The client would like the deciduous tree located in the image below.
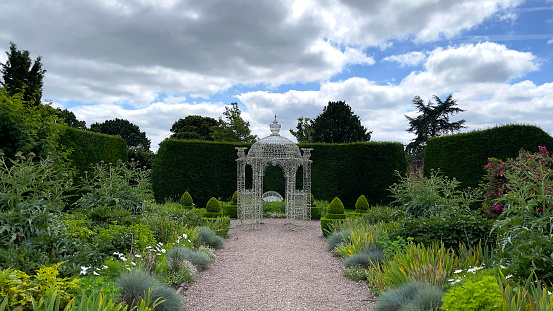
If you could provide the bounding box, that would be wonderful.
[90,118,151,150]
[170,115,217,140]
[212,103,257,143]
[290,117,314,143]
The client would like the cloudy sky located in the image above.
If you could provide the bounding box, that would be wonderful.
[1,0,552,151]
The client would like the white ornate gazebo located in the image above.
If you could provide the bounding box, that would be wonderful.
[236,116,313,229]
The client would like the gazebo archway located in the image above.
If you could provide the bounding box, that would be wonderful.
[236,116,312,229]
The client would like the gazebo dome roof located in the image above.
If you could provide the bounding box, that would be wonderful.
[248,116,301,159]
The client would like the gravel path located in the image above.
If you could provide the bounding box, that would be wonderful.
[182,218,376,310]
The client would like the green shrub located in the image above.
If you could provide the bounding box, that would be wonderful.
[343,247,384,269]
[224,191,238,218]
[179,191,194,209]
[60,127,127,176]
[355,195,369,212]
[360,205,406,225]
[375,281,443,311]
[166,246,211,270]
[424,124,553,190]
[116,271,157,308]
[94,223,156,254]
[196,226,224,249]
[75,159,152,216]
[327,197,345,214]
[320,217,345,237]
[441,275,502,311]
[390,214,495,251]
[150,283,183,311]
[327,230,351,252]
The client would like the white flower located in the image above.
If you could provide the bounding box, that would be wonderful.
[102,265,108,269]
[467,266,484,273]
[157,253,162,256]
[188,239,191,243]
[80,266,90,275]
[131,261,136,266]
[120,256,127,262]
[93,271,100,276]
[126,267,131,271]
[113,252,120,256]
[134,254,141,258]
[506,274,513,279]
[183,234,188,239]
[161,249,166,253]
[454,269,463,274]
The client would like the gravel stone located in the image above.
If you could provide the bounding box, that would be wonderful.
[182,218,376,310]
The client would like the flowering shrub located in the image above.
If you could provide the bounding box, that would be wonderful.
[487,146,553,281]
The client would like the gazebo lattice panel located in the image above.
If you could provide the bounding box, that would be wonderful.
[236,116,312,230]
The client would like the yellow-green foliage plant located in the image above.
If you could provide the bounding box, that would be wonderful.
[333,219,385,258]
[179,191,194,209]
[441,275,502,311]
[0,262,80,309]
[367,242,483,292]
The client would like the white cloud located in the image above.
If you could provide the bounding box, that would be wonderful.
[383,51,427,67]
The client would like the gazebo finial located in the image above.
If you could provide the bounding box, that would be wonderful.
[270,114,281,135]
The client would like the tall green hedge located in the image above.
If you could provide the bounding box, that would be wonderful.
[59,127,128,174]
[424,124,553,189]
[152,139,406,209]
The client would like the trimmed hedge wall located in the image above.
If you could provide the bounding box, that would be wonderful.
[59,127,128,174]
[152,140,407,209]
[424,124,553,189]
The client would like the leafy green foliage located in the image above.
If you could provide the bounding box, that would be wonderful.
[289,116,314,143]
[327,197,345,215]
[0,262,80,308]
[211,102,257,143]
[424,124,553,190]
[1,42,45,107]
[355,195,369,212]
[180,191,194,208]
[59,127,128,176]
[205,197,221,213]
[311,101,372,143]
[90,118,151,150]
[405,94,466,157]
[0,89,65,159]
[76,159,152,215]
[0,153,72,245]
[94,223,156,254]
[441,275,502,311]
[170,115,217,140]
[389,170,479,218]
[203,216,231,238]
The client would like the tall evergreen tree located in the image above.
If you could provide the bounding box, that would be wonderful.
[0,42,45,107]
[405,94,466,157]
[311,101,371,143]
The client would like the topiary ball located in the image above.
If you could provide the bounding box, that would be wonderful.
[206,197,221,213]
[180,191,193,208]
[355,195,369,212]
[327,197,345,215]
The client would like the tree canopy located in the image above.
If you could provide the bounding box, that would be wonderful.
[90,118,151,150]
[405,94,466,157]
[0,42,45,107]
[309,101,371,143]
[289,117,314,143]
[170,115,217,140]
[212,103,257,143]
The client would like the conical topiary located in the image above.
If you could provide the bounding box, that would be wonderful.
[355,195,369,212]
[327,197,345,215]
[231,191,238,204]
[180,191,194,209]
[204,197,222,218]
[321,197,346,237]
[310,193,320,219]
